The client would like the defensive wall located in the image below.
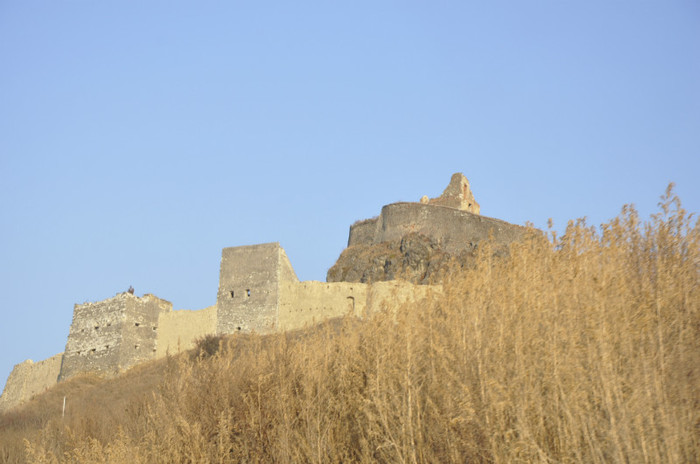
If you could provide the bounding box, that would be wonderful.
[0,243,440,413]
[348,202,524,253]
[0,354,63,413]
[0,173,518,413]
[216,243,297,334]
[59,293,172,381]
[156,305,217,358]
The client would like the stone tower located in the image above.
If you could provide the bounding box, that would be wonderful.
[216,242,298,334]
[59,293,171,381]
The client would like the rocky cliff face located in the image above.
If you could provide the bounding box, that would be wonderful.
[327,232,478,284]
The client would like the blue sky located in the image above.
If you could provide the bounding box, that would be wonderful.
[1,1,698,392]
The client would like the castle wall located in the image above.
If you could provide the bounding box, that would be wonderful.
[278,281,367,331]
[217,243,286,334]
[119,294,171,369]
[348,217,379,247]
[0,354,63,413]
[367,280,439,316]
[156,305,217,357]
[59,293,171,381]
[3,174,516,410]
[60,296,127,380]
[349,202,524,254]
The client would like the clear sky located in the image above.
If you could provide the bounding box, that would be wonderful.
[1,1,698,392]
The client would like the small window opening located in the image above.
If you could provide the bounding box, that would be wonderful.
[134,344,139,349]
[152,326,157,331]
[237,326,241,331]
[135,322,140,327]
[246,289,251,297]
[107,322,112,327]
[105,345,110,349]
[91,348,96,353]
[77,351,81,355]
[230,290,235,298]
[94,326,99,330]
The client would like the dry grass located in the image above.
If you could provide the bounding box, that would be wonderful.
[2,185,698,463]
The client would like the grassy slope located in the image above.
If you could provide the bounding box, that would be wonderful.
[2,186,698,463]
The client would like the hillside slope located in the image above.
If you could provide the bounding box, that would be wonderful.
[2,187,698,464]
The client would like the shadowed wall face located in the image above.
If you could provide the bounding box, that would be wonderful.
[217,243,283,334]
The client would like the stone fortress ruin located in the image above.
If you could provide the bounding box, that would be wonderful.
[0,173,525,413]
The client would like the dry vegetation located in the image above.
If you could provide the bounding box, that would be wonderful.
[1,185,698,463]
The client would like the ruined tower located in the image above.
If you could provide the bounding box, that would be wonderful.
[427,172,480,214]
[59,293,171,380]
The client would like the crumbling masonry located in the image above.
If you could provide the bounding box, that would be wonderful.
[0,173,524,413]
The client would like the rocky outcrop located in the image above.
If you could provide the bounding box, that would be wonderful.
[327,233,477,284]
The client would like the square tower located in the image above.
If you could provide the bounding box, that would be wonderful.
[59,293,171,381]
[216,242,298,334]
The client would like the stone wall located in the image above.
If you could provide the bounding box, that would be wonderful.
[279,281,367,331]
[216,243,290,334]
[347,217,379,247]
[0,354,63,413]
[278,279,439,331]
[59,293,171,381]
[367,281,438,317]
[119,294,170,369]
[427,172,480,214]
[156,305,217,357]
[1,173,526,413]
[348,202,524,254]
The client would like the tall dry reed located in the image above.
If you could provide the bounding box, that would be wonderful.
[11,185,700,463]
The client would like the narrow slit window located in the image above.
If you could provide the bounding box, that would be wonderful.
[246,289,251,297]
[230,290,235,298]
